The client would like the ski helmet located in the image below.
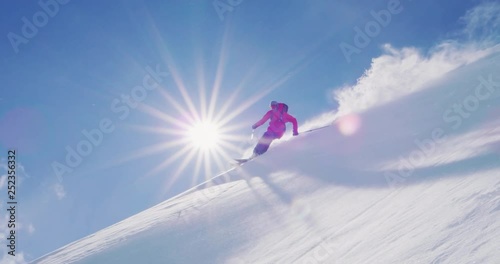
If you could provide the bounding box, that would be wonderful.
[270,101,278,109]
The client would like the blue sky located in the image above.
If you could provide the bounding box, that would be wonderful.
[0,0,497,261]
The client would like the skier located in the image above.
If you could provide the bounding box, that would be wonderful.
[251,101,299,156]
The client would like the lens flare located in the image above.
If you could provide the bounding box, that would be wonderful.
[337,114,362,136]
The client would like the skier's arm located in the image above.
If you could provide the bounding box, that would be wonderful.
[252,111,271,129]
[285,114,299,135]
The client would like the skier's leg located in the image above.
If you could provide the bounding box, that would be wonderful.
[253,132,275,156]
[253,133,268,155]
[254,141,271,155]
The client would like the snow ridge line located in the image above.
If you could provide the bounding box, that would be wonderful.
[162,123,335,204]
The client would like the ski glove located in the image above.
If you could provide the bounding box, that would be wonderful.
[293,131,299,136]
[252,124,258,129]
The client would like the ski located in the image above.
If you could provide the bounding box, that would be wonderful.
[233,157,254,165]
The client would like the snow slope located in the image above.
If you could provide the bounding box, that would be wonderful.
[33,55,500,263]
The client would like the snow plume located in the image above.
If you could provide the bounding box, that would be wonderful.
[332,2,500,117]
[299,110,338,133]
[334,43,495,115]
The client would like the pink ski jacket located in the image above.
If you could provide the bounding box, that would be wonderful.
[253,108,298,138]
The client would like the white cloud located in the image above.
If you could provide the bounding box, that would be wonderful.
[0,162,7,187]
[28,224,35,235]
[0,159,30,188]
[0,174,6,189]
[460,2,500,43]
[53,183,66,200]
[17,164,29,181]
[0,214,28,264]
[0,252,27,264]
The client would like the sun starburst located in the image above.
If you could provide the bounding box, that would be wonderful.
[103,14,308,197]
[119,79,272,197]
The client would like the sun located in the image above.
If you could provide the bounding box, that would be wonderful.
[188,121,220,150]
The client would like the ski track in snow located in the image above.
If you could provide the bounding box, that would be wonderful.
[32,54,500,264]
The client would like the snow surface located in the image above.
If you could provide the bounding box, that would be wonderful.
[33,55,500,263]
